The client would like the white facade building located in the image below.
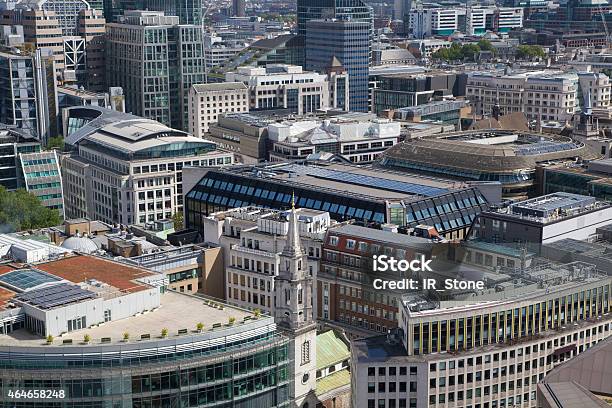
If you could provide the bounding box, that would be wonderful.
[187,82,249,136]
[409,6,523,38]
[61,107,233,225]
[466,70,579,122]
[267,114,401,163]
[225,64,333,115]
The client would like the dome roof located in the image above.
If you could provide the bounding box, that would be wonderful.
[61,235,99,254]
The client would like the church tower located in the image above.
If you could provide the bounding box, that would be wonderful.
[274,195,317,407]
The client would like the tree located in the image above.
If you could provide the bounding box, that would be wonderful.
[171,211,184,230]
[516,45,546,60]
[0,186,60,232]
[477,39,495,52]
[46,136,65,151]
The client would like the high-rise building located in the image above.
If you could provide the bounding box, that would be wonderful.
[232,0,245,17]
[296,0,372,37]
[106,11,205,130]
[1,4,106,90]
[305,18,371,112]
[0,48,57,143]
[100,0,202,24]
[78,8,106,91]
[140,0,203,24]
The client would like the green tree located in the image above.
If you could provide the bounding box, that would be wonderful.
[171,211,184,230]
[516,45,546,60]
[0,186,60,231]
[46,136,65,150]
[477,39,495,52]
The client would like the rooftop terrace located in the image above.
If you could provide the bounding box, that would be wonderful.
[0,291,258,347]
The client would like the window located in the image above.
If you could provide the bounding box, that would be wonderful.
[301,340,311,365]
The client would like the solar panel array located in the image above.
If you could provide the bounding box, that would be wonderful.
[0,269,62,291]
[515,141,577,156]
[15,283,97,310]
[284,164,449,197]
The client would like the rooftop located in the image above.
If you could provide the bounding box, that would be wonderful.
[192,82,247,93]
[381,130,596,174]
[316,369,351,397]
[488,193,611,224]
[33,255,155,293]
[316,330,350,370]
[0,291,256,347]
[328,224,431,246]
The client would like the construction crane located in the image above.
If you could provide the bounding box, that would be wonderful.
[598,2,611,49]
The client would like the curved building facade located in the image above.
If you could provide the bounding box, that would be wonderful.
[0,318,291,408]
[379,130,600,200]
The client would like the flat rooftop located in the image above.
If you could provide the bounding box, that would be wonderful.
[25,255,153,293]
[237,162,462,201]
[0,291,255,347]
[404,262,609,318]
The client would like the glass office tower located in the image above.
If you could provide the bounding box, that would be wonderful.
[305,18,371,112]
[296,0,372,36]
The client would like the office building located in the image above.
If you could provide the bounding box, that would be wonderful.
[139,0,203,24]
[408,6,523,38]
[318,224,432,337]
[0,125,41,192]
[1,3,107,89]
[188,82,249,136]
[543,159,612,201]
[183,161,500,240]
[226,65,333,115]
[203,32,248,74]
[466,70,579,123]
[469,192,612,248]
[296,0,372,37]
[206,112,272,164]
[106,11,205,131]
[0,253,305,407]
[120,244,225,297]
[19,150,64,216]
[232,0,245,17]
[389,100,469,126]
[60,106,233,225]
[379,130,598,200]
[351,261,612,408]
[267,113,400,164]
[372,71,466,114]
[0,48,57,143]
[305,18,371,113]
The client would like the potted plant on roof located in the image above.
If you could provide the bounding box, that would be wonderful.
[123,331,130,342]
[83,334,91,344]
[161,328,168,338]
[46,335,53,345]
[196,322,204,332]
[228,316,236,326]
[253,309,261,319]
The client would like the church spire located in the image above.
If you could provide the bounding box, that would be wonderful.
[282,191,302,258]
